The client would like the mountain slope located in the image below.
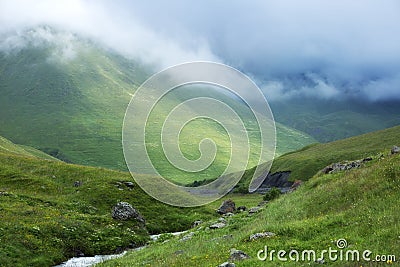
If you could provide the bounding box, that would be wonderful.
[271,98,400,142]
[270,124,400,181]
[0,27,316,184]
[99,138,400,266]
[0,135,57,160]
[0,145,222,267]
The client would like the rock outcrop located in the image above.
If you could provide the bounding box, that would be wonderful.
[111,202,145,225]
[391,145,399,154]
[217,199,236,214]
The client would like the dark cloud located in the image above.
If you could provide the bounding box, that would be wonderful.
[1,0,399,101]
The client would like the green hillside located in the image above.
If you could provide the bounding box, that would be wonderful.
[100,139,400,267]
[0,135,57,160]
[0,146,222,267]
[0,27,316,185]
[270,125,400,181]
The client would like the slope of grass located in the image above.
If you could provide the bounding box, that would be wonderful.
[270,125,400,181]
[0,27,316,185]
[0,135,58,161]
[0,150,226,267]
[99,149,400,266]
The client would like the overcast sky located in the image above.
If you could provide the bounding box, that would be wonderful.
[0,0,399,101]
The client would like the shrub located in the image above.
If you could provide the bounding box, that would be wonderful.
[263,187,282,201]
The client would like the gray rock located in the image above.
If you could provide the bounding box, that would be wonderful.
[229,248,250,261]
[210,222,226,229]
[219,262,236,267]
[218,217,227,223]
[191,220,203,228]
[249,232,275,241]
[217,199,236,214]
[248,206,260,214]
[223,212,234,217]
[111,202,145,224]
[180,232,194,242]
[391,145,400,154]
[237,206,247,212]
[123,181,135,188]
[74,181,83,187]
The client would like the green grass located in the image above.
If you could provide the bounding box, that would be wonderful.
[99,149,400,267]
[270,125,400,181]
[0,135,58,161]
[0,27,316,185]
[0,149,226,267]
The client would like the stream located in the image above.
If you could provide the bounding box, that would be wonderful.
[54,231,187,267]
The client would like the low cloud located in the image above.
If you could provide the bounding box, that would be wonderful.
[0,0,399,101]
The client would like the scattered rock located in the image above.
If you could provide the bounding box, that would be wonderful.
[180,232,194,242]
[316,259,325,264]
[210,222,226,229]
[0,191,9,196]
[248,206,260,214]
[229,248,250,261]
[249,232,275,241]
[223,212,234,217]
[74,181,83,187]
[191,220,203,228]
[322,157,373,174]
[217,199,236,214]
[391,145,399,154]
[363,157,373,162]
[219,262,236,267]
[218,217,227,223]
[237,206,247,212]
[123,181,135,189]
[111,202,145,225]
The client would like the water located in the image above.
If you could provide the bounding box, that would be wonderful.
[54,231,187,267]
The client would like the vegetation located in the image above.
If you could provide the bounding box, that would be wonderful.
[0,27,316,185]
[270,125,400,181]
[263,187,281,201]
[0,143,224,267]
[99,148,400,267]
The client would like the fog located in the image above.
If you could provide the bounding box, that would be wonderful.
[1,0,399,101]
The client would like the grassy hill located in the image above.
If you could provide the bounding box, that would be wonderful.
[0,135,58,160]
[99,142,400,266]
[0,26,316,185]
[270,125,400,181]
[0,141,225,267]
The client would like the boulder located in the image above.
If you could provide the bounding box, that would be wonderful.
[391,145,399,154]
[229,248,250,261]
[210,222,226,229]
[123,181,135,189]
[217,199,236,214]
[237,206,247,212]
[111,202,145,224]
[249,232,275,241]
[191,220,203,228]
[248,206,260,214]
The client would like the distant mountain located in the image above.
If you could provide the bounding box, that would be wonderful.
[270,96,400,143]
[0,26,315,184]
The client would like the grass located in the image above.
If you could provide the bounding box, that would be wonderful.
[99,149,400,267]
[270,125,400,181]
[0,27,316,185]
[0,149,226,267]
